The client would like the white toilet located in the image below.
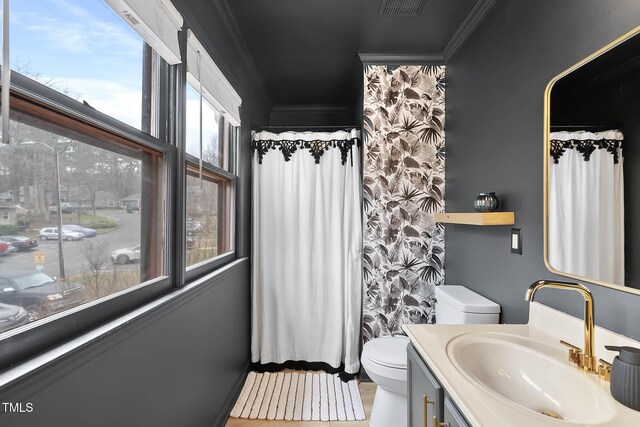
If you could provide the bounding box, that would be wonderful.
[361,286,500,427]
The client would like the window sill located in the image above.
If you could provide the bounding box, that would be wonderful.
[185,251,236,282]
[0,257,248,391]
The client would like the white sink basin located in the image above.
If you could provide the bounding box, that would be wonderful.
[447,332,616,424]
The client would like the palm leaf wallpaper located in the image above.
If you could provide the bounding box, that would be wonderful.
[362,65,445,341]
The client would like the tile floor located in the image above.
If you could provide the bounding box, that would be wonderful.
[225,380,376,427]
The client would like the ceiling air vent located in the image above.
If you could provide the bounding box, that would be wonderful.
[378,0,426,16]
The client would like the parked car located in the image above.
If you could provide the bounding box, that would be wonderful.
[111,244,140,264]
[0,235,38,251]
[0,240,15,255]
[0,243,17,255]
[0,302,29,333]
[64,224,97,237]
[0,271,86,322]
[48,203,74,214]
[38,227,84,241]
[186,218,203,236]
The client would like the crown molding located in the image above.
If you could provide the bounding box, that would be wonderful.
[358,52,444,65]
[358,0,496,66]
[443,0,497,62]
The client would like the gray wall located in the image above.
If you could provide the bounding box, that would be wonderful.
[445,0,640,338]
[269,105,354,126]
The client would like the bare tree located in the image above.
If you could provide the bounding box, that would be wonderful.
[0,65,79,217]
[203,133,220,166]
[79,239,110,298]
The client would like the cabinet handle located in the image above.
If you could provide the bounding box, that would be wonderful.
[433,416,448,427]
[423,395,435,427]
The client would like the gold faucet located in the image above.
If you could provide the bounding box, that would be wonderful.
[525,280,598,374]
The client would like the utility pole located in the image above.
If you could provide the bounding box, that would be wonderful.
[21,141,66,280]
[53,148,65,280]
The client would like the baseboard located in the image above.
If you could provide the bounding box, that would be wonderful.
[213,360,251,427]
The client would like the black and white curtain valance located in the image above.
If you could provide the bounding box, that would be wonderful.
[550,130,623,164]
[252,129,361,165]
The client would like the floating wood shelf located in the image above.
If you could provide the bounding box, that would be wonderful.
[435,212,515,226]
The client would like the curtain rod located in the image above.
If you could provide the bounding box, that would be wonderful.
[253,125,361,131]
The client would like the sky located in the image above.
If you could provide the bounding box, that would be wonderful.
[8,0,218,155]
[10,0,143,128]
[185,83,220,162]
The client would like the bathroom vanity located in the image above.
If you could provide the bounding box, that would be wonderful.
[407,343,469,427]
[403,302,640,426]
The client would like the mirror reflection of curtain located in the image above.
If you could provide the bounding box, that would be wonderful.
[549,130,624,284]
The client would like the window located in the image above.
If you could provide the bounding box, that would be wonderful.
[184,105,236,270]
[185,165,233,268]
[10,0,148,131]
[0,0,241,369]
[185,80,236,172]
[0,0,179,366]
[184,31,240,272]
[185,82,226,168]
[0,105,165,328]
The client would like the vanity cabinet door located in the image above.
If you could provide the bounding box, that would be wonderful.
[407,344,444,427]
[444,396,471,427]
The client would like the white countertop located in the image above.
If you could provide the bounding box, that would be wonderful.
[403,302,640,427]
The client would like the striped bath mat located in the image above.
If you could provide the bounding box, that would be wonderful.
[230,371,366,421]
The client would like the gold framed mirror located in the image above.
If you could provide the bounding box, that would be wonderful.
[544,24,640,295]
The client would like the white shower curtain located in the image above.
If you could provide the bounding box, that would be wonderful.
[549,130,624,285]
[251,129,362,374]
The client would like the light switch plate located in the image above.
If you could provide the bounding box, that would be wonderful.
[511,228,522,255]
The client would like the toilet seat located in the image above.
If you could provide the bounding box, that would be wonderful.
[363,335,409,368]
[361,336,409,385]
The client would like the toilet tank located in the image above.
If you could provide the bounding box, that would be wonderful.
[435,286,500,324]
